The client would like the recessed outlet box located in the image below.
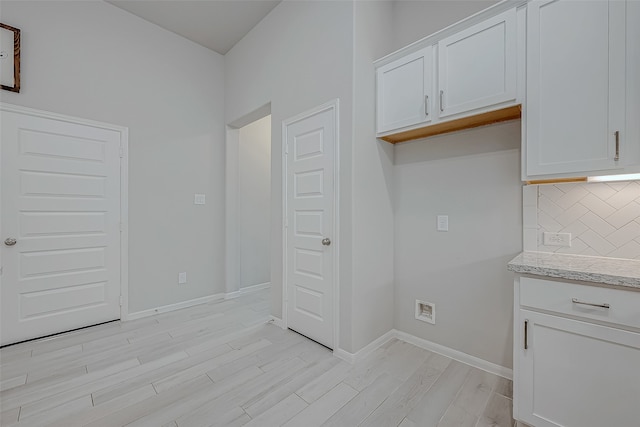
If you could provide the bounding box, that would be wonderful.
[194,194,206,205]
[543,232,571,247]
[415,300,436,324]
[178,272,187,284]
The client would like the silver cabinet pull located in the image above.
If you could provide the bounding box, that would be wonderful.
[321,238,331,246]
[524,320,528,350]
[424,95,429,117]
[614,130,620,161]
[4,238,17,246]
[572,298,610,309]
[440,90,444,112]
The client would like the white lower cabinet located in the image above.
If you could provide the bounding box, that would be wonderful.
[514,277,640,427]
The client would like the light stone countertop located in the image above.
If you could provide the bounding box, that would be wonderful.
[508,252,640,289]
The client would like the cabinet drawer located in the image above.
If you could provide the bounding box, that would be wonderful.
[520,277,640,330]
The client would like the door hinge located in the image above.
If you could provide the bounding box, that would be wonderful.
[285,141,289,155]
[119,295,124,306]
[119,146,124,158]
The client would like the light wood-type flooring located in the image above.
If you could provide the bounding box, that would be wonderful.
[0,289,515,427]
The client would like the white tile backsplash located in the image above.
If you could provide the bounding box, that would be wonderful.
[523,180,640,260]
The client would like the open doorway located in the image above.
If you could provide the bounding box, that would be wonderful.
[237,115,271,292]
[225,105,272,301]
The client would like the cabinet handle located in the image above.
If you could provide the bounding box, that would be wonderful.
[571,298,610,309]
[614,130,620,161]
[524,320,528,350]
[440,90,444,112]
[425,95,429,117]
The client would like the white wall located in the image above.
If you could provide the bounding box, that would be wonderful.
[392,0,496,50]
[394,123,522,369]
[224,0,355,350]
[238,115,272,288]
[351,0,396,352]
[391,0,519,369]
[0,1,226,313]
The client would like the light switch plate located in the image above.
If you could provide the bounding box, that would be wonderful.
[437,215,449,232]
[178,272,187,284]
[194,194,206,205]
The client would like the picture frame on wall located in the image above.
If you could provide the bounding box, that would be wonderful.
[1,23,21,93]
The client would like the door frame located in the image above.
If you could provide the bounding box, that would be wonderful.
[0,103,130,321]
[224,103,272,296]
[281,99,340,350]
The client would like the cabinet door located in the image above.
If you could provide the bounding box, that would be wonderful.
[525,0,626,177]
[517,310,640,427]
[437,9,517,118]
[376,46,433,134]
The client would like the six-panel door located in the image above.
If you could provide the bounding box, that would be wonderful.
[0,109,122,346]
[285,105,335,349]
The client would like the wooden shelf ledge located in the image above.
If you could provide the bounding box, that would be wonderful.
[379,104,522,144]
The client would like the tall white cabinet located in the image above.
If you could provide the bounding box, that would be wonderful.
[524,0,626,177]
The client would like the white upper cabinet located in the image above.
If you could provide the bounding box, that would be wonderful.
[438,9,517,118]
[524,0,626,178]
[376,47,433,134]
[375,4,521,142]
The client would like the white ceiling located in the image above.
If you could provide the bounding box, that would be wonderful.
[106,0,282,55]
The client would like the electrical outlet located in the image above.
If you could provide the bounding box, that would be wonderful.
[194,194,206,205]
[178,272,187,284]
[543,232,571,247]
[436,215,449,232]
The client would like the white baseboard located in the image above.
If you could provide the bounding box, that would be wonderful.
[127,292,225,321]
[126,282,272,321]
[333,329,397,364]
[269,316,285,329]
[225,282,271,300]
[333,328,512,380]
[394,330,513,380]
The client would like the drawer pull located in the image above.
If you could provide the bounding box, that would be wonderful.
[524,320,528,350]
[571,298,610,309]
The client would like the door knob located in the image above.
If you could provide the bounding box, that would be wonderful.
[4,238,17,246]
[322,238,331,246]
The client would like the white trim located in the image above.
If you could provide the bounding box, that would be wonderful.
[127,293,226,321]
[225,282,271,300]
[281,99,340,350]
[119,127,130,321]
[333,329,397,364]
[269,316,285,329]
[126,282,271,322]
[394,330,513,380]
[224,126,241,295]
[0,103,131,324]
[333,328,513,380]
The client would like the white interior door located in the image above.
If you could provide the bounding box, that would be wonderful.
[284,103,336,349]
[1,107,123,346]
